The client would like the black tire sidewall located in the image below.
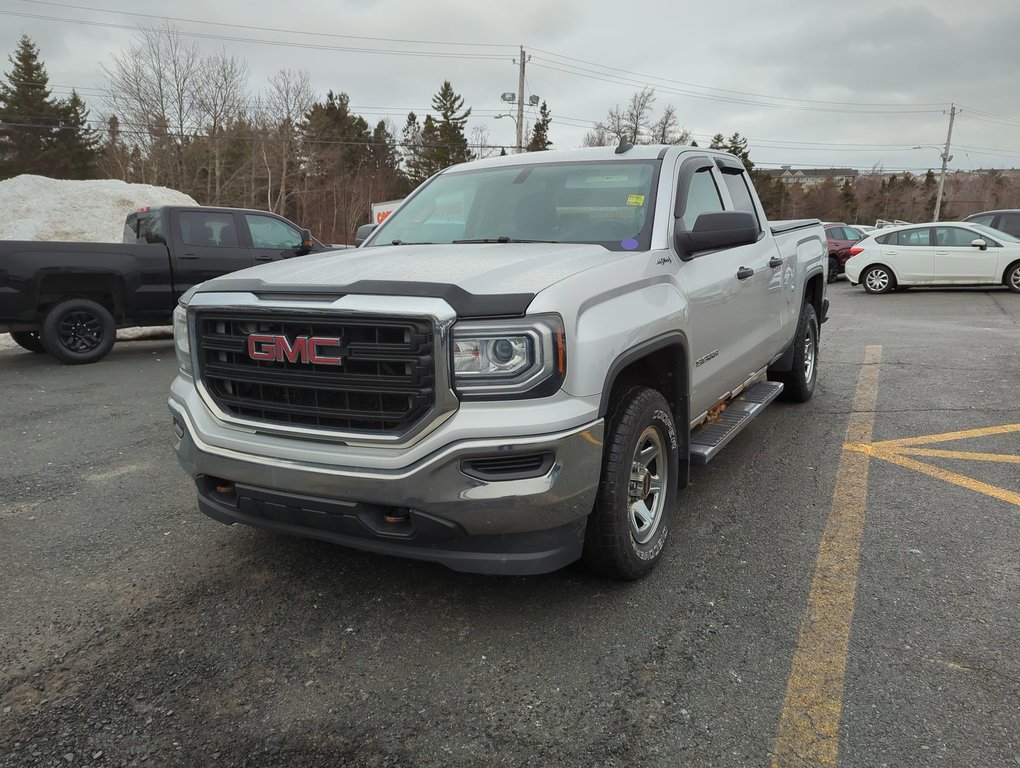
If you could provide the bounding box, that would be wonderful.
[10,330,46,353]
[41,299,117,364]
[780,303,818,402]
[827,257,839,283]
[1007,262,1020,293]
[586,387,679,579]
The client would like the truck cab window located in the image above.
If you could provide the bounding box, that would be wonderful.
[180,212,239,248]
[681,169,724,230]
[245,214,302,250]
[721,173,759,228]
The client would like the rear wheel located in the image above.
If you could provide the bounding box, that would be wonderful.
[583,386,678,580]
[776,303,818,403]
[862,265,895,294]
[41,298,117,364]
[9,330,46,353]
[1005,261,1020,293]
[827,256,839,283]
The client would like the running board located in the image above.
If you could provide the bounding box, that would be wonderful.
[689,381,784,465]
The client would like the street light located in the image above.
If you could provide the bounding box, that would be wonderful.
[913,145,953,221]
[493,113,520,153]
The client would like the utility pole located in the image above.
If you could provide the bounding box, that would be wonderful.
[516,46,527,153]
[934,103,957,221]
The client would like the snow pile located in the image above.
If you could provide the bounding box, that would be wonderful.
[0,175,198,243]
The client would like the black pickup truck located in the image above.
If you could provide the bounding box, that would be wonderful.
[0,206,331,364]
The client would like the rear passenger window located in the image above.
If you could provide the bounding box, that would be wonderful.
[894,228,931,246]
[180,212,240,248]
[721,173,759,229]
[681,169,724,230]
[998,213,1020,237]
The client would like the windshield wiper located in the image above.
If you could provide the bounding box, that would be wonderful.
[452,237,560,244]
[388,240,435,245]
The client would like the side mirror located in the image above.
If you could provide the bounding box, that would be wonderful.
[355,223,378,246]
[674,211,759,258]
[971,238,987,251]
[296,228,314,255]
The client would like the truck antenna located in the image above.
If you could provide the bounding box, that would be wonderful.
[615,136,634,154]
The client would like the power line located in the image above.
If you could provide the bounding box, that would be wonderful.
[529,60,946,115]
[528,47,948,109]
[0,10,510,60]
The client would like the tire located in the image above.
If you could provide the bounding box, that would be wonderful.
[1005,261,1020,293]
[583,386,679,580]
[776,303,819,403]
[9,330,46,353]
[40,298,117,364]
[827,256,840,284]
[862,265,895,294]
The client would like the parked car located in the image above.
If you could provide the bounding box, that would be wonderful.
[0,206,330,364]
[823,223,866,283]
[853,224,877,233]
[963,209,1020,238]
[170,144,829,579]
[844,221,1020,293]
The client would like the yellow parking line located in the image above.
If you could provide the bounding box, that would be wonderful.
[772,345,882,768]
[894,447,1020,464]
[868,447,1020,508]
[873,422,1020,448]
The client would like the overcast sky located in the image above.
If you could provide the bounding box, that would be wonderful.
[3,0,1020,174]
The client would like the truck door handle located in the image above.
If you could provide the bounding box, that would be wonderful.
[179,253,199,260]
[935,250,948,255]
[769,256,783,268]
[254,255,273,262]
[736,267,754,280]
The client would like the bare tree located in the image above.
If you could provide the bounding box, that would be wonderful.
[649,104,692,145]
[470,124,498,159]
[260,68,313,214]
[584,88,678,146]
[103,23,202,190]
[195,50,248,204]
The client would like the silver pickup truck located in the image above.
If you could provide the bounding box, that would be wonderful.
[169,144,827,579]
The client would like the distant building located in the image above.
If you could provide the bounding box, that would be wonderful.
[766,167,859,188]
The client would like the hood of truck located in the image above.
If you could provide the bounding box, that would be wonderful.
[196,242,630,316]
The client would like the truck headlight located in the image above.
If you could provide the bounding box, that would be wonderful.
[452,315,565,399]
[173,304,193,376]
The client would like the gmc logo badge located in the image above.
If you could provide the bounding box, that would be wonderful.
[247,334,343,365]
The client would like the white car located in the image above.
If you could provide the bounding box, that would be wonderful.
[844,221,1020,294]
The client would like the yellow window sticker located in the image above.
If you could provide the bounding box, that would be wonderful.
[626,194,645,206]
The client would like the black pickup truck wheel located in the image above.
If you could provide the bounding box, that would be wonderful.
[41,299,117,364]
[583,386,678,580]
[9,330,46,353]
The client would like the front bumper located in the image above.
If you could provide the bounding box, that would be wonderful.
[169,396,604,575]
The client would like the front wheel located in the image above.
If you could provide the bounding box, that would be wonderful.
[1005,261,1020,293]
[862,265,895,294]
[9,330,46,353]
[776,303,819,403]
[583,386,679,580]
[41,298,117,364]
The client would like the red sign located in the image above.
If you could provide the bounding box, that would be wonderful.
[247,334,343,365]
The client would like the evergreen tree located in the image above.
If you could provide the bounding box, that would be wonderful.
[840,178,858,222]
[0,34,65,179]
[724,133,753,171]
[53,90,101,179]
[709,133,726,150]
[526,101,552,151]
[420,80,471,172]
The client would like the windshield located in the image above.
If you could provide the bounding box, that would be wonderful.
[970,222,1020,244]
[368,160,660,251]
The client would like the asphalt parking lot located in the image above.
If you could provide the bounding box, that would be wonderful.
[1,281,1017,768]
